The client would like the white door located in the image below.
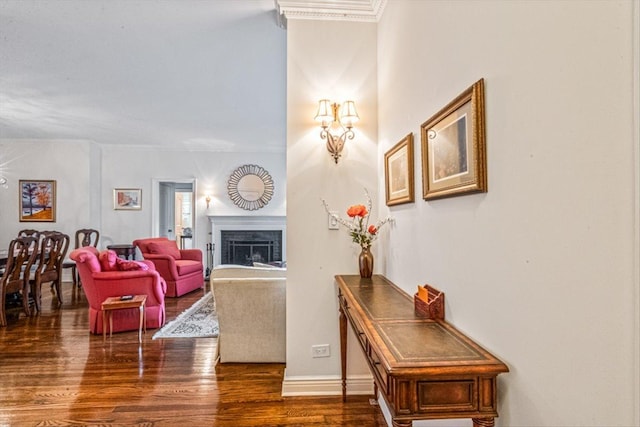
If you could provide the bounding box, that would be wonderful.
[159,182,176,239]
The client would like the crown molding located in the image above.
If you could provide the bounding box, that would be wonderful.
[275,0,386,27]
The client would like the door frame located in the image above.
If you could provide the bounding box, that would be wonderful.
[151,178,197,247]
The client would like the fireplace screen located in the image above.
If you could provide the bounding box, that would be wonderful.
[221,230,282,266]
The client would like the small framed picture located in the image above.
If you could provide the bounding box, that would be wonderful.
[421,78,487,200]
[19,180,56,222]
[114,188,142,210]
[384,133,415,206]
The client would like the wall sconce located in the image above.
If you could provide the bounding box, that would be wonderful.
[205,194,211,209]
[314,99,359,163]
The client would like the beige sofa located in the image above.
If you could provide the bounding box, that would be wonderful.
[210,264,286,363]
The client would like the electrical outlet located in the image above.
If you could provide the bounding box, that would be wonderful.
[328,211,339,230]
[311,344,331,358]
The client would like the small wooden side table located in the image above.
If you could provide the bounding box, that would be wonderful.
[106,244,136,260]
[101,295,147,343]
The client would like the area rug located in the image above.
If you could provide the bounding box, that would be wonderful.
[153,293,219,339]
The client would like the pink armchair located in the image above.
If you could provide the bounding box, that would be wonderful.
[70,247,166,335]
[132,237,203,297]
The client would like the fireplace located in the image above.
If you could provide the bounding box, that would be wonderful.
[221,230,282,266]
[208,215,286,267]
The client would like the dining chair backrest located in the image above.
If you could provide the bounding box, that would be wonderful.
[2,236,39,289]
[1,236,39,326]
[75,228,99,249]
[34,232,70,280]
[17,229,40,240]
[30,232,70,311]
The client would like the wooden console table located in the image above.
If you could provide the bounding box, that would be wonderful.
[336,275,508,427]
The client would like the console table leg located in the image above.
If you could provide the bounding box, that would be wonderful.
[392,419,412,427]
[339,304,347,403]
[472,417,495,427]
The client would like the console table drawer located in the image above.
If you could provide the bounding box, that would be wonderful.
[369,346,388,392]
[417,379,477,413]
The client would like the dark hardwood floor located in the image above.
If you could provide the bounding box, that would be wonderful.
[0,282,387,426]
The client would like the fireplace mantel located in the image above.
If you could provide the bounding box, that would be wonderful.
[208,215,286,267]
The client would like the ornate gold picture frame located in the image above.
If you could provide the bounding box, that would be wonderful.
[420,78,487,200]
[384,133,414,206]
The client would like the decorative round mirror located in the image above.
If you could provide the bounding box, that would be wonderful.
[227,164,274,211]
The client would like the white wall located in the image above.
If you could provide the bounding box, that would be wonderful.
[376,1,638,426]
[0,141,286,262]
[0,140,100,244]
[284,19,379,390]
[100,146,286,253]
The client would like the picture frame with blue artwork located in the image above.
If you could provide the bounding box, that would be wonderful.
[19,179,56,222]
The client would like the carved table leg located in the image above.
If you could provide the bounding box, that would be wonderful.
[392,419,412,427]
[472,417,495,427]
[339,303,347,403]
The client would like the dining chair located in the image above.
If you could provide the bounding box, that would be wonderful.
[17,229,41,240]
[30,232,69,312]
[0,236,39,326]
[62,228,99,287]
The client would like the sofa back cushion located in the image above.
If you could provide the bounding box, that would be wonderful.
[148,240,181,259]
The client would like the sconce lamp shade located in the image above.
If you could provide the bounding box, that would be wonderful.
[314,99,334,124]
[339,100,359,125]
[314,98,359,164]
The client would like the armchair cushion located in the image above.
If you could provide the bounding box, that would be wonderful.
[148,241,181,259]
[116,259,149,271]
[175,259,202,275]
[99,250,118,271]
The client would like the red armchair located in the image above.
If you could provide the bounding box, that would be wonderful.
[70,247,166,334]
[132,237,203,297]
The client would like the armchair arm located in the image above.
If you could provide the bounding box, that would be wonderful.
[91,270,165,307]
[179,249,202,262]
[139,253,179,280]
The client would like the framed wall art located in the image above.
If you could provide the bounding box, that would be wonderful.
[384,133,415,206]
[114,188,142,210]
[19,179,56,222]
[421,78,487,200]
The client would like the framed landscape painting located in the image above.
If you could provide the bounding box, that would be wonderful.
[421,78,487,200]
[19,180,56,222]
[384,133,415,206]
[114,188,142,210]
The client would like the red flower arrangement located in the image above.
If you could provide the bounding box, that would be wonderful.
[322,190,391,249]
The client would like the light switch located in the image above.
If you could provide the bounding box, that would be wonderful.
[328,211,340,230]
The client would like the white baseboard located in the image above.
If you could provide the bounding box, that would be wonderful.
[281,371,374,396]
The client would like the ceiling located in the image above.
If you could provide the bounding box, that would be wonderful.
[0,0,285,152]
[0,0,385,152]
[0,0,383,152]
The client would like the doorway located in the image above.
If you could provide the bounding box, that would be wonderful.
[152,179,196,249]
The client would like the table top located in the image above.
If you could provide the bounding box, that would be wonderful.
[106,244,135,249]
[336,274,508,373]
[102,295,147,310]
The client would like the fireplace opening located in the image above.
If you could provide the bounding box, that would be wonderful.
[221,230,282,266]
